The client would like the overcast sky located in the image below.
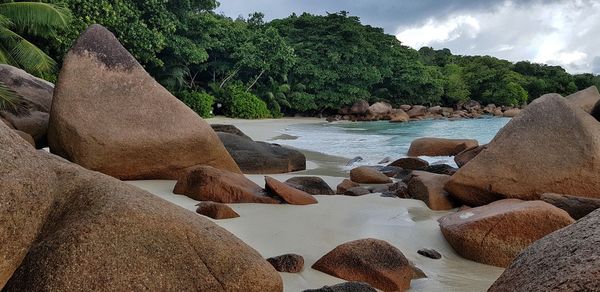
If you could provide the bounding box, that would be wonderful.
[217,0,600,74]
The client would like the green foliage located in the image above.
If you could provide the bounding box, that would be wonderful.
[443,64,470,104]
[221,84,271,119]
[178,90,214,118]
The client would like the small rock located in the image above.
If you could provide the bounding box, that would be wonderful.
[424,164,458,175]
[346,156,363,166]
[266,254,304,273]
[350,166,392,184]
[303,282,376,292]
[344,186,371,197]
[337,179,360,194]
[417,248,442,259]
[378,156,392,164]
[195,202,240,219]
[388,157,429,170]
[265,176,318,205]
[285,176,335,196]
[382,181,410,198]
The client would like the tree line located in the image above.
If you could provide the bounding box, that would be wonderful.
[8,0,600,118]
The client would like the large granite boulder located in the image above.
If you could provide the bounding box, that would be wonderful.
[217,132,306,174]
[565,85,600,113]
[407,171,457,210]
[0,64,53,148]
[438,199,574,267]
[488,208,600,292]
[312,239,415,291]
[445,94,600,206]
[0,122,282,291]
[47,24,239,180]
[407,137,478,157]
[173,165,278,204]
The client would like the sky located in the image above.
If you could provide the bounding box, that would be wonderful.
[216,0,600,74]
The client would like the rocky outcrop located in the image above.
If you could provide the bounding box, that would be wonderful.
[265,176,318,205]
[0,122,282,291]
[173,165,278,204]
[0,64,53,148]
[488,208,600,292]
[445,94,600,206]
[196,201,240,219]
[407,137,478,157]
[438,199,574,267]
[388,157,429,170]
[454,145,486,167]
[266,254,304,273]
[47,25,239,180]
[565,85,600,113]
[407,171,457,210]
[540,193,600,220]
[285,176,335,195]
[217,132,306,174]
[312,239,415,291]
[350,166,392,184]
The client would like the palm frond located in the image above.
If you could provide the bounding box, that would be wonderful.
[0,14,13,28]
[0,80,23,113]
[0,27,55,74]
[0,2,71,36]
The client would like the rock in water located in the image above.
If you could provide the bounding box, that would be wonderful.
[266,254,304,273]
[0,122,282,291]
[173,165,278,204]
[265,176,318,205]
[407,138,478,157]
[217,132,306,174]
[47,24,240,180]
[445,94,600,206]
[195,202,240,219]
[565,85,600,113]
[0,64,53,148]
[312,239,415,291]
[438,199,574,267]
[488,208,600,292]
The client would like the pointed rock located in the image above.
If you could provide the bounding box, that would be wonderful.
[47,24,239,180]
[446,94,600,206]
[265,176,318,205]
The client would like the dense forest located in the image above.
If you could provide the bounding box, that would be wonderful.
[15,0,600,118]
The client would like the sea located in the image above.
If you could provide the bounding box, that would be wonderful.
[271,116,511,168]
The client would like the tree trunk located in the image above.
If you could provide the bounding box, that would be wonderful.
[219,68,239,89]
[246,69,265,92]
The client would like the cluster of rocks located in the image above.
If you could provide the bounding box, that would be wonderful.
[326,99,525,123]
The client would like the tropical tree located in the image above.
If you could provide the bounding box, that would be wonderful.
[0,0,71,109]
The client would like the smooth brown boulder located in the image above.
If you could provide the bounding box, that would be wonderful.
[438,199,574,267]
[407,105,427,118]
[0,64,53,148]
[337,179,360,194]
[407,137,478,157]
[217,132,306,174]
[196,201,240,219]
[367,102,392,116]
[408,171,457,210]
[389,109,409,123]
[47,24,240,180]
[488,208,600,292]
[312,239,415,291]
[350,166,392,184]
[173,165,278,204]
[265,176,318,205]
[285,176,335,195]
[0,122,282,291]
[446,94,600,206]
[454,145,486,167]
[266,254,304,273]
[565,85,600,113]
[388,157,429,170]
[540,193,600,220]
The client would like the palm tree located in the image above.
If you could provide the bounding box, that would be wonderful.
[0,1,70,110]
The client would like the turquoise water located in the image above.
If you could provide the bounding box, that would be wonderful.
[272,117,511,166]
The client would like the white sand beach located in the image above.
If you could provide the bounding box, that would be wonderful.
[127,117,505,291]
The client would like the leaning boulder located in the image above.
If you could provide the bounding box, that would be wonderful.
[540,193,600,220]
[408,171,457,210]
[265,176,318,205]
[47,24,240,180]
[0,64,53,148]
[173,165,278,204]
[446,94,600,206]
[488,208,600,291]
[407,137,478,157]
[0,122,282,291]
[565,85,600,113]
[312,239,415,291]
[438,199,574,267]
[217,132,306,174]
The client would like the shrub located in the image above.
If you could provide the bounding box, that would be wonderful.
[178,91,214,118]
[224,85,271,119]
